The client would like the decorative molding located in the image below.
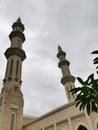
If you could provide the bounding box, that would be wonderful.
[9,31,25,42]
[58,60,70,68]
[4,48,26,61]
[61,75,75,85]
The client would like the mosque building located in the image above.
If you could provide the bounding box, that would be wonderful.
[0,18,98,130]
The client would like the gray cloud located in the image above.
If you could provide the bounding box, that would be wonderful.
[0,0,98,116]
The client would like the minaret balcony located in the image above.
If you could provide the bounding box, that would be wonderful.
[4,48,26,61]
[12,22,25,31]
[57,51,66,58]
[9,31,25,42]
[58,60,70,68]
[61,75,75,85]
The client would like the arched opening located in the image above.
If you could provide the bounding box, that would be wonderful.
[78,125,88,130]
[15,86,18,92]
[10,113,16,130]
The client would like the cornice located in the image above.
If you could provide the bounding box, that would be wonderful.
[61,75,75,85]
[23,101,76,128]
[4,47,26,61]
[9,31,25,42]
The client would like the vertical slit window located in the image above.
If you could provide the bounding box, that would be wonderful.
[5,61,9,78]
[16,60,19,76]
[10,113,15,130]
[19,62,21,79]
[10,59,13,76]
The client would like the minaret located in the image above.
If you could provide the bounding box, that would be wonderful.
[0,18,26,130]
[57,45,76,102]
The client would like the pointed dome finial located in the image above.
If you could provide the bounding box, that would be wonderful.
[17,17,21,22]
[58,44,63,52]
[58,44,60,48]
[57,44,66,58]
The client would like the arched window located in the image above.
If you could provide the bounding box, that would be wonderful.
[78,125,88,130]
[10,113,15,130]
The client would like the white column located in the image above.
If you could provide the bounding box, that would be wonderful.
[85,112,94,130]
[54,123,57,130]
[68,118,73,130]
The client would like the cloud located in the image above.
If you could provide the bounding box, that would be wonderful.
[0,0,98,116]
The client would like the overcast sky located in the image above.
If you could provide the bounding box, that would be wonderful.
[0,0,98,117]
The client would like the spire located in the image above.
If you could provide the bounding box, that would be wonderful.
[58,44,63,52]
[17,17,21,22]
[57,46,76,102]
[57,45,66,60]
[12,17,25,32]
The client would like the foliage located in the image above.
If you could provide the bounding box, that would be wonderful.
[70,50,98,115]
[92,50,98,73]
[70,74,98,115]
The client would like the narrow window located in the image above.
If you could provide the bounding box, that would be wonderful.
[10,113,15,130]
[16,60,19,77]
[19,62,21,79]
[15,86,18,92]
[10,59,13,76]
[5,61,9,78]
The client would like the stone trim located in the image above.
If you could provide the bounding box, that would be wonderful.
[12,22,25,31]
[61,75,75,85]
[10,104,19,110]
[58,60,70,68]
[4,48,26,61]
[9,31,25,42]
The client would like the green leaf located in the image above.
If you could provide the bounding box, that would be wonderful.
[93,60,98,64]
[70,87,81,94]
[77,77,84,85]
[70,72,98,115]
[92,101,97,112]
[76,100,82,107]
[86,101,90,115]
[85,74,94,85]
[91,50,98,54]
[93,57,98,62]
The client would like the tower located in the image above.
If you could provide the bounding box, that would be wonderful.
[57,45,76,102]
[0,18,26,130]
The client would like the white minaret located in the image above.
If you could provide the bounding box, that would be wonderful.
[0,18,26,130]
[57,45,76,102]
[3,17,26,89]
